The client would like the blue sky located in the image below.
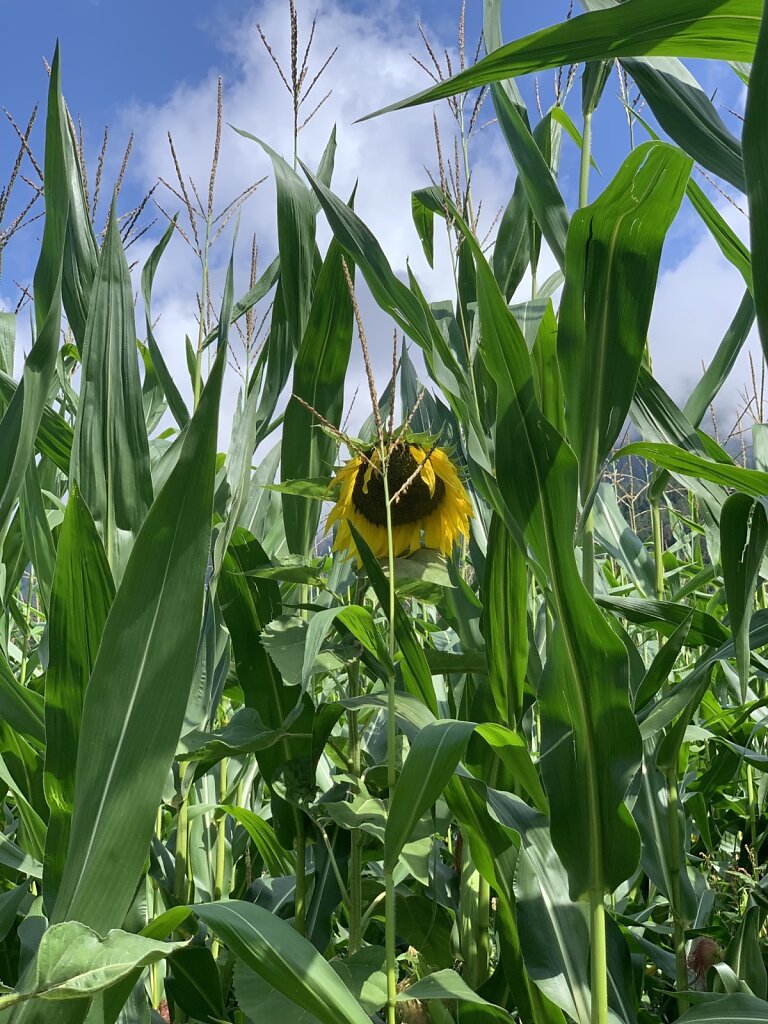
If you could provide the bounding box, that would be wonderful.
[0,0,756,434]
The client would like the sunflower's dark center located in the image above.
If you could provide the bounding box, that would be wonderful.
[352,446,445,526]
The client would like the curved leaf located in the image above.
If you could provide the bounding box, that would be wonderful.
[365,0,761,120]
[194,901,370,1024]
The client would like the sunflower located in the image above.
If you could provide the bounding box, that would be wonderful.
[326,440,473,562]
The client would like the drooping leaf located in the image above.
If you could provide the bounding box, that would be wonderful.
[0,922,183,1011]
[194,901,370,1024]
[676,994,768,1022]
[385,720,476,871]
[619,441,768,498]
[365,0,761,121]
[557,141,691,496]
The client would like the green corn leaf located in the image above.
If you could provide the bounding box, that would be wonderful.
[482,512,528,727]
[194,901,371,1024]
[411,189,435,267]
[466,207,642,898]
[0,46,68,533]
[623,54,745,191]
[282,236,354,555]
[219,806,295,878]
[619,441,768,498]
[200,256,280,352]
[235,133,316,351]
[0,651,44,746]
[487,789,633,1024]
[744,0,768,361]
[0,370,74,474]
[70,198,153,583]
[720,494,768,701]
[18,461,56,613]
[42,486,115,918]
[166,945,226,1022]
[0,311,14,376]
[300,166,467,411]
[347,521,437,716]
[50,247,233,935]
[592,483,656,598]
[579,0,746,191]
[725,904,767,999]
[634,613,693,711]
[597,595,729,647]
[385,720,476,871]
[489,89,569,271]
[140,217,190,428]
[59,111,98,355]
[676,993,768,1021]
[365,0,761,121]
[686,178,751,287]
[557,141,691,496]
[218,529,310,785]
[0,922,183,1011]
[648,290,754,503]
[301,605,390,690]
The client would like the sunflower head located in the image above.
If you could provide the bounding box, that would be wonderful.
[326,437,473,563]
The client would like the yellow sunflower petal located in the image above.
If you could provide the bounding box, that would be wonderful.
[410,444,436,497]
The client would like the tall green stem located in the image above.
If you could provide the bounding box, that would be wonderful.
[380,443,398,1024]
[295,813,307,935]
[579,111,593,209]
[174,762,190,907]
[347,659,363,954]
[173,764,191,1024]
[579,110,596,595]
[211,757,229,961]
[589,889,608,1024]
[213,758,228,901]
[665,766,689,1016]
[651,499,664,600]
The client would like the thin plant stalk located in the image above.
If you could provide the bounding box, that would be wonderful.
[589,888,608,1024]
[193,229,211,410]
[665,765,689,1015]
[211,757,229,961]
[173,765,191,1024]
[151,805,163,1008]
[380,441,399,1024]
[651,498,664,599]
[347,658,364,954]
[295,813,307,935]
[174,762,190,908]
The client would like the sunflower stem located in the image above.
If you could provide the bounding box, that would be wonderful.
[347,654,363,954]
[380,437,399,1024]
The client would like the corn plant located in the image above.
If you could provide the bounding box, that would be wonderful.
[0,2,767,1024]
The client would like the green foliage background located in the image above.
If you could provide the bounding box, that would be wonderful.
[0,2,767,1023]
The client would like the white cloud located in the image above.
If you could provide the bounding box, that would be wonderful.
[119,0,515,443]
[649,190,761,440]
